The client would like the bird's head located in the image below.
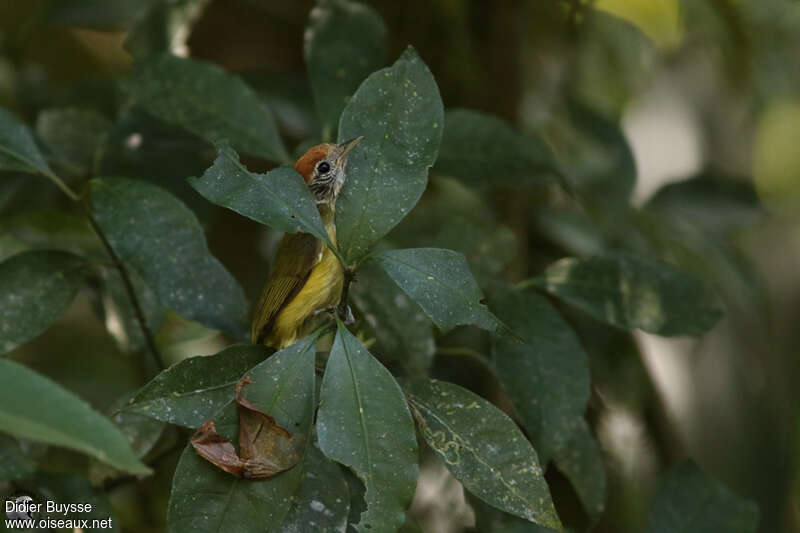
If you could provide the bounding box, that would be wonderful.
[294,136,363,204]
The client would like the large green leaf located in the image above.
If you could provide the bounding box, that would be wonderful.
[490,288,605,518]
[167,336,318,533]
[0,209,103,262]
[0,106,53,176]
[124,344,268,427]
[35,107,111,175]
[0,359,150,476]
[0,250,86,354]
[372,248,500,333]
[280,446,351,532]
[537,253,724,336]
[336,47,444,263]
[350,260,435,376]
[403,378,561,530]
[126,54,288,163]
[89,177,249,338]
[304,0,388,141]
[433,109,558,189]
[316,323,418,532]
[188,142,330,244]
[644,461,759,533]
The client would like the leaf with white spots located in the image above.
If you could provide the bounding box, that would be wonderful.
[535,253,724,337]
[316,323,418,532]
[281,446,351,533]
[336,47,444,263]
[0,250,87,355]
[372,247,501,333]
[126,54,288,163]
[123,344,268,428]
[403,378,562,531]
[89,177,249,339]
[188,141,331,244]
[167,336,319,533]
[304,0,388,141]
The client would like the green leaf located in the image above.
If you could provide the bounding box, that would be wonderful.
[537,253,724,336]
[35,107,111,175]
[403,378,561,530]
[336,47,444,263]
[644,461,759,533]
[316,323,418,532]
[304,0,388,141]
[124,344,267,427]
[189,142,330,244]
[350,260,435,376]
[0,209,103,262]
[126,54,288,162]
[0,435,38,481]
[167,336,318,533]
[645,173,762,235]
[490,288,605,518]
[433,109,558,189]
[89,177,249,338]
[0,106,53,177]
[0,359,150,476]
[281,447,351,532]
[0,250,86,355]
[372,248,500,333]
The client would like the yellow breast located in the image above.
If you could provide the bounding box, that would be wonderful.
[265,213,343,348]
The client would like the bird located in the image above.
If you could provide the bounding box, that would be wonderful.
[251,136,362,349]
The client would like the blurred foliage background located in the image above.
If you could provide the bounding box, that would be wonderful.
[1,0,799,532]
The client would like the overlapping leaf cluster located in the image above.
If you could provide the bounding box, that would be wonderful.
[0,1,764,532]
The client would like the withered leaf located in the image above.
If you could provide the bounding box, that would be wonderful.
[190,377,305,479]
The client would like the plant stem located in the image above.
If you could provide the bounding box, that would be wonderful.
[83,202,165,371]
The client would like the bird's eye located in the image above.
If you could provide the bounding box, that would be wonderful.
[317,161,331,174]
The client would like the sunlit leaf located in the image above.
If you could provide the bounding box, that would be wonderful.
[126,54,288,163]
[167,336,318,533]
[644,461,759,533]
[189,142,330,243]
[372,248,501,333]
[0,250,86,355]
[316,323,418,532]
[89,177,249,338]
[124,344,268,427]
[305,0,387,141]
[0,359,150,476]
[537,253,724,336]
[403,378,562,530]
[433,109,558,189]
[336,47,444,263]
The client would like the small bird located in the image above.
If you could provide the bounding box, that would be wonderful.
[251,137,362,348]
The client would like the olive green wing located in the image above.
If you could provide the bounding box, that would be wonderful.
[251,232,323,344]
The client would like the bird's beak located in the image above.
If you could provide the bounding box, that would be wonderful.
[336,136,363,160]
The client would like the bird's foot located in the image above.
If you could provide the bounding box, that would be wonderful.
[337,303,355,325]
